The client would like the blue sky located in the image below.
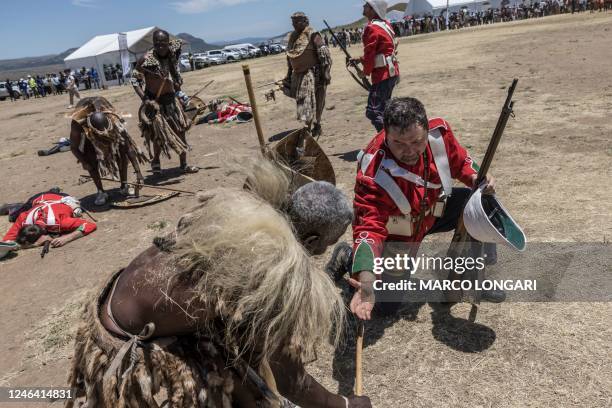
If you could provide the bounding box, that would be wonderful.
[0,0,376,59]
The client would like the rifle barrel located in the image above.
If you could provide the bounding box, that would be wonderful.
[476,78,518,185]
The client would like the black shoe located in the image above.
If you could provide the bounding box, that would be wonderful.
[484,243,497,265]
[312,123,322,138]
[325,242,352,282]
[481,289,506,303]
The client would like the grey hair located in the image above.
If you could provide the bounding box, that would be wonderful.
[289,181,353,239]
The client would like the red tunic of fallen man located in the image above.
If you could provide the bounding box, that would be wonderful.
[2,192,96,250]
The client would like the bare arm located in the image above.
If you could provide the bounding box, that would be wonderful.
[131,59,146,101]
[269,352,371,408]
[122,131,145,183]
[69,122,89,166]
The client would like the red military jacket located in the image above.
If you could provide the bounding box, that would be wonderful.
[3,193,97,242]
[351,118,478,277]
[360,19,400,85]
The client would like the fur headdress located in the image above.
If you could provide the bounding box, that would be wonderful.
[166,159,345,367]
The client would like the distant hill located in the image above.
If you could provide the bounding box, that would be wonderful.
[0,48,77,73]
[213,37,270,46]
[176,33,217,52]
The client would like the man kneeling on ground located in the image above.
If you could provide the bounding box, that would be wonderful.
[67,159,372,408]
[327,97,504,321]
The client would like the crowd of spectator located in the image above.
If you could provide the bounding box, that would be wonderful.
[2,63,132,104]
[323,0,610,46]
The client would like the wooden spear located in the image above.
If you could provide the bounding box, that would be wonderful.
[79,175,196,195]
[355,321,365,396]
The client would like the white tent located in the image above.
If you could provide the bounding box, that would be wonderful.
[386,10,406,21]
[64,27,187,87]
[404,0,434,16]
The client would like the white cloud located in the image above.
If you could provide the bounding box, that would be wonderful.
[169,0,258,14]
[72,0,99,7]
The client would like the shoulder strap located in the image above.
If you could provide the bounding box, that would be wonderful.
[371,20,398,51]
[428,128,453,197]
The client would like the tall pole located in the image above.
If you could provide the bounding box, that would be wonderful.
[242,65,266,155]
[446,0,450,29]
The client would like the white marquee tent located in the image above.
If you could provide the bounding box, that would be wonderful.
[64,26,187,87]
[386,10,407,21]
[403,0,434,16]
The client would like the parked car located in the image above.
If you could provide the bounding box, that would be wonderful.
[179,57,192,72]
[204,50,229,65]
[247,45,262,58]
[225,43,261,58]
[222,49,241,62]
[193,53,211,69]
[269,44,286,54]
[224,47,249,59]
[0,83,21,100]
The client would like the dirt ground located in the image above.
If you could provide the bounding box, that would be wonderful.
[0,12,610,408]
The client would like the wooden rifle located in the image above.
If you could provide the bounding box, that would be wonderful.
[323,20,372,92]
[446,78,518,322]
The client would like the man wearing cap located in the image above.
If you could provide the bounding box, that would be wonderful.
[326,97,510,320]
[282,12,332,138]
[348,0,400,132]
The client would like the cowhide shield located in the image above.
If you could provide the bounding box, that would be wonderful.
[184,96,207,125]
[272,128,336,186]
[110,191,180,208]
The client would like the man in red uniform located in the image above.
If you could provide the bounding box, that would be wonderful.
[326,97,503,320]
[349,0,400,131]
[1,192,96,249]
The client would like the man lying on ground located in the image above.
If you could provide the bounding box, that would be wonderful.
[1,191,96,251]
[67,159,371,408]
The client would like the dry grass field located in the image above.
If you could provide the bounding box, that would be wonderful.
[0,12,610,407]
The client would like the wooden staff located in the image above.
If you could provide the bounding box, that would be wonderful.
[190,79,214,99]
[79,175,196,195]
[355,321,365,396]
[242,65,266,155]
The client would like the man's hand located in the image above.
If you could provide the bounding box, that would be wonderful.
[470,174,496,195]
[348,395,372,408]
[32,235,52,247]
[348,271,376,321]
[50,236,71,248]
[346,57,361,67]
[81,162,92,172]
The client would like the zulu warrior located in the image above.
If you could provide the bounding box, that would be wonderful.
[131,29,199,175]
[70,96,147,206]
[67,160,372,408]
[283,12,332,138]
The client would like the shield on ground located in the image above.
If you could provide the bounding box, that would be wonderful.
[110,192,180,209]
[184,96,208,125]
[272,128,336,188]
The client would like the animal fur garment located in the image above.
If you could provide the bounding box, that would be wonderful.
[167,158,345,366]
[66,159,345,407]
[66,270,272,408]
[72,97,148,177]
[139,99,190,160]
